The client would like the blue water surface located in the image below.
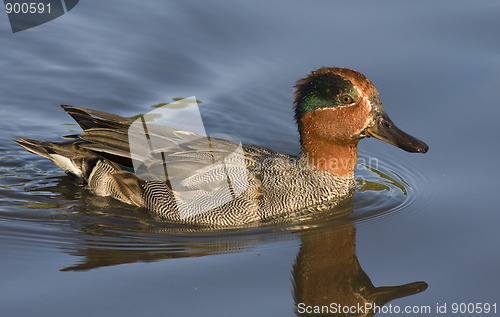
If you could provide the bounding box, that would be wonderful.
[1,1,499,316]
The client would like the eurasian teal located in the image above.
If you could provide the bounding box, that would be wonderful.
[15,67,428,226]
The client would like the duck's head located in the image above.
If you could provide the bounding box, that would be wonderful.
[294,67,428,176]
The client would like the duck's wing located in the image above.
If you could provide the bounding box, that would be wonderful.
[62,106,254,189]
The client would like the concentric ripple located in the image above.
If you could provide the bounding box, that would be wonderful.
[349,150,431,225]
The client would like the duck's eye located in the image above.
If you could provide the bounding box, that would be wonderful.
[340,94,354,105]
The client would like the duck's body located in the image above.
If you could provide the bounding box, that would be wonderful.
[16,116,353,226]
[15,67,428,226]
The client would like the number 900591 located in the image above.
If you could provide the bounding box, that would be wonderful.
[451,303,497,314]
[5,2,51,14]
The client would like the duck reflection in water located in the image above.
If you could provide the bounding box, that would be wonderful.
[53,196,426,316]
[293,223,427,316]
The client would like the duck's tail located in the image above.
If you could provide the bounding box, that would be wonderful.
[14,137,95,180]
[14,104,134,179]
[14,136,145,207]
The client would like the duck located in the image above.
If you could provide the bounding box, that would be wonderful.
[14,67,428,227]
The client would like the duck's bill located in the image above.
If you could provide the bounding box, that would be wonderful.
[364,281,428,306]
[365,113,429,153]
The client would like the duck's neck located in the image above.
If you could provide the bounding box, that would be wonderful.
[301,138,358,178]
[299,114,359,178]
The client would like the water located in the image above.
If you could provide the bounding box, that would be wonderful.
[1,1,499,316]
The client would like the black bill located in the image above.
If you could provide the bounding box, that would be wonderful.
[365,112,429,153]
